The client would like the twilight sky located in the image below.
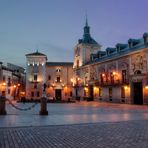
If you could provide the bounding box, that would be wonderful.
[0,0,148,67]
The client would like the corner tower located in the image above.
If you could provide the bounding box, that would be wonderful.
[25,50,47,100]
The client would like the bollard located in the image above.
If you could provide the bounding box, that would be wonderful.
[40,97,48,115]
[0,96,7,115]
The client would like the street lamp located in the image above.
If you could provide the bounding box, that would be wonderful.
[13,85,16,100]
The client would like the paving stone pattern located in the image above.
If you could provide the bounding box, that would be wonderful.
[0,120,148,148]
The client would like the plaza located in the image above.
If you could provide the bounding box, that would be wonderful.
[0,102,148,147]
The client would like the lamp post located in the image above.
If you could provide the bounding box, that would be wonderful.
[40,83,48,115]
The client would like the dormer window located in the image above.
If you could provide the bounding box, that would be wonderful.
[143,33,148,44]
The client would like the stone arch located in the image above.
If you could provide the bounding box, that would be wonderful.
[134,70,142,75]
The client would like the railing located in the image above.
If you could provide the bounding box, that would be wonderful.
[97,80,129,86]
[95,79,129,86]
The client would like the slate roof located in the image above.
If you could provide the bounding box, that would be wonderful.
[78,20,101,47]
[85,32,148,65]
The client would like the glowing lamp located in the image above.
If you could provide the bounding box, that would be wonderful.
[124,86,128,90]
[145,86,148,89]
[113,72,116,75]
[2,82,6,86]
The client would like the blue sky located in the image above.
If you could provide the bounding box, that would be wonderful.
[0,0,148,67]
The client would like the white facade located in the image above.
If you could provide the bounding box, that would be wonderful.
[25,51,73,101]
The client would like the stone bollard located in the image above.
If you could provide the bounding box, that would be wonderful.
[40,97,48,115]
[0,96,7,115]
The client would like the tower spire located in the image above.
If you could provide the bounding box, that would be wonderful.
[83,13,90,36]
[85,11,88,27]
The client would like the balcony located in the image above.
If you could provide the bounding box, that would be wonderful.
[95,79,129,86]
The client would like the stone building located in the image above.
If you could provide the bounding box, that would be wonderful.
[73,20,148,105]
[0,62,25,100]
[25,51,73,101]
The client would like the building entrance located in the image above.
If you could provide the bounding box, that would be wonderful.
[55,89,62,100]
[133,82,143,104]
[88,85,94,101]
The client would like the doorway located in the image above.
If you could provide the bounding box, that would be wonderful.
[55,89,62,100]
[89,85,94,101]
[133,82,143,104]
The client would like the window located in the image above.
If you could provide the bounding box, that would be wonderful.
[33,64,38,73]
[34,75,37,81]
[8,77,11,86]
[99,88,102,97]
[122,70,127,83]
[31,92,34,97]
[48,75,51,80]
[110,72,114,84]
[109,88,112,98]
[84,89,87,96]
[121,87,125,98]
[2,91,5,96]
[34,84,37,89]
[70,91,72,97]
[8,89,10,94]
[57,77,60,83]
[37,91,40,97]
[76,60,79,68]
[100,74,104,84]
[3,76,5,81]
[56,68,61,72]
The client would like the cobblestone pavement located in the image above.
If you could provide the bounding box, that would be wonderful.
[0,120,148,148]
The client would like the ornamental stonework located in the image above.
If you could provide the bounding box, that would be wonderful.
[131,54,147,73]
[90,65,97,80]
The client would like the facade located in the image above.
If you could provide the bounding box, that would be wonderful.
[25,51,73,101]
[0,62,25,100]
[73,20,148,105]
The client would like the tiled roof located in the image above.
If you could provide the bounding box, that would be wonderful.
[46,62,73,66]
[26,50,47,57]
